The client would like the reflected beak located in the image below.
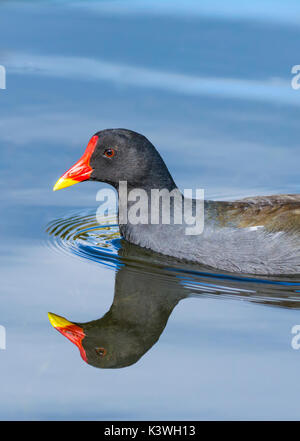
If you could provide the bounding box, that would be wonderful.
[48,312,87,362]
[53,135,98,191]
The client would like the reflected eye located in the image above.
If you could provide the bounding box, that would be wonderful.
[104,148,115,158]
[95,347,107,357]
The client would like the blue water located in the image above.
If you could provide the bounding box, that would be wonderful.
[2,0,300,420]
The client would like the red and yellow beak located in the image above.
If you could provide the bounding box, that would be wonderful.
[48,312,87,362]
[53,135,98,191]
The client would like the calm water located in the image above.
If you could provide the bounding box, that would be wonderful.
[2,0,300,420]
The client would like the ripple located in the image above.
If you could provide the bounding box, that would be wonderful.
[46,209,122,270]
[46,209,300,308]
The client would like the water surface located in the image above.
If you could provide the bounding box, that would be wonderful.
[1,0,300,420]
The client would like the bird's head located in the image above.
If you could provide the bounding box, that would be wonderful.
[53,128,175,191]
[48,312,148,369]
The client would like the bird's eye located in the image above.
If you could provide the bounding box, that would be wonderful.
[104,148,115,158]
[95,347,107,357]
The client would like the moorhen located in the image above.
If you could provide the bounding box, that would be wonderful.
[53,129,300,275]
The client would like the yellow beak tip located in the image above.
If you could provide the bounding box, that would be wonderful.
[53,177,79,192]
[48,312,73,329]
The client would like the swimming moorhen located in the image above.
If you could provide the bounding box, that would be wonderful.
[53,129,300,275]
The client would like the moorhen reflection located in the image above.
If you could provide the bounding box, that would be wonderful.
[49,245,186,368]
[48,240,300,369]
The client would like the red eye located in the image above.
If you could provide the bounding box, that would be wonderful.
[95,347,107,357]
[104,148,115,158]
